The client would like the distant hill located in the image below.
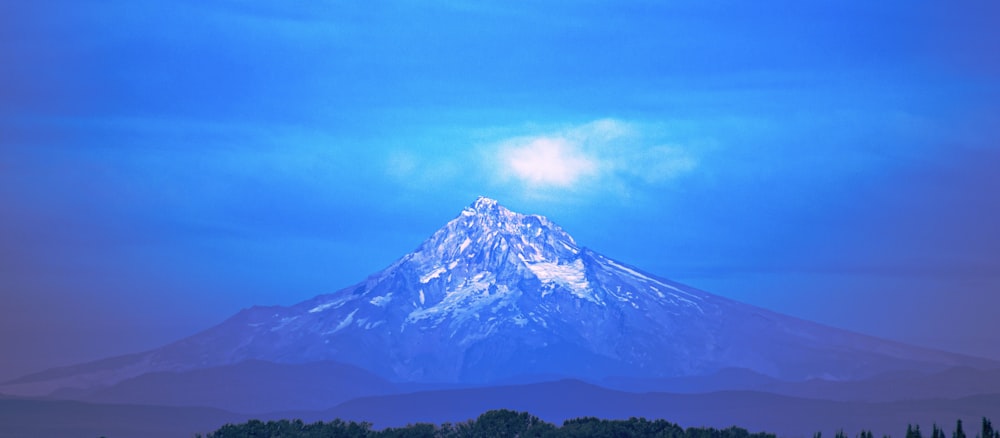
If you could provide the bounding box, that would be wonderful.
[74,359,397,414]
[5,380,998,438]
[0,396,247,438]
[604,366,1000,402]
[325,379,1000,438]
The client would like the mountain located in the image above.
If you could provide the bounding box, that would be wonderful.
[2,197,991,397]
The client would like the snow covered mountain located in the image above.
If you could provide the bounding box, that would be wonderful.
[4,197,988,394]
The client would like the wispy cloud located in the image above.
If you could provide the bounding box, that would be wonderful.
[500,137,598,187]
[611,145,698,184]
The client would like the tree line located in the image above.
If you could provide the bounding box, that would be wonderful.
[201,410,998,438]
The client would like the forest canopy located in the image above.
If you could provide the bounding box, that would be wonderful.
[202,410,999,438]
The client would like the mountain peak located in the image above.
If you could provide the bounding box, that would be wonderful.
[444,198,578,257]
[463,196,512,220]
[471,196,500,212]
[407,198,584,295]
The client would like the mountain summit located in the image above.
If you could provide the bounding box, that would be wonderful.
[5,198,985,393]
[411,196,584,289]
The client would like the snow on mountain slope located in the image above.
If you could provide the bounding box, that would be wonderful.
[3,198,991,395]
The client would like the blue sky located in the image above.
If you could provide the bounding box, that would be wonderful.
[2,0,999,380]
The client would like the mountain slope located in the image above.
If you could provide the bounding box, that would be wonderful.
[3,197,991,396]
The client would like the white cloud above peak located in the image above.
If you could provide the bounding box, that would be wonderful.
[490,119,698,196]
[501,137,598,187]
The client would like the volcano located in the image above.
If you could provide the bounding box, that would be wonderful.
[4,197,987,396]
